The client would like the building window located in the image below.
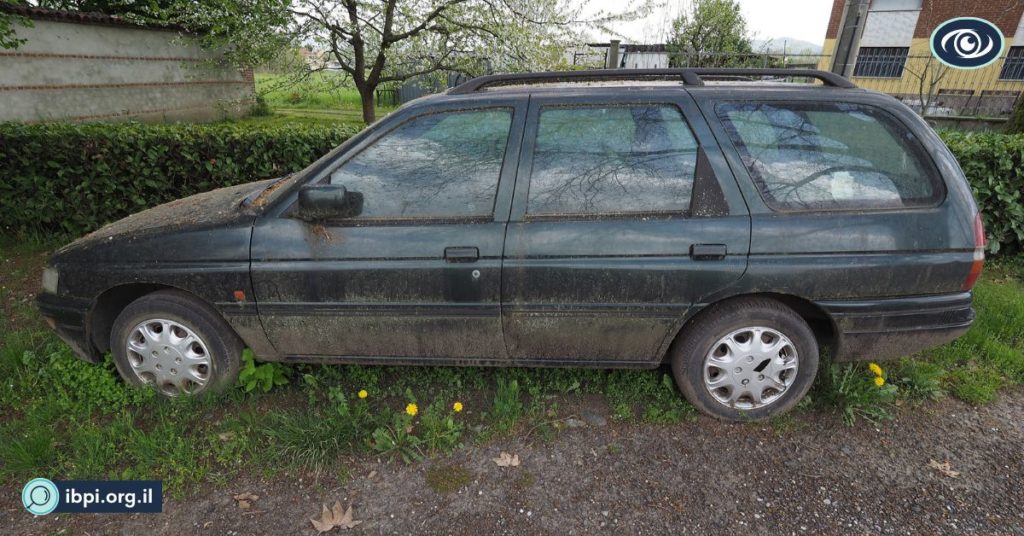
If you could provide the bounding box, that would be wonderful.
[853,47,909,78]
[999,47,1024,80]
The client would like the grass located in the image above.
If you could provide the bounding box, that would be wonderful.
[2,238,1023,496]
[254,72,395,126]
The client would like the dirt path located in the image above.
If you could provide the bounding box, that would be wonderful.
[4,388,1023,535]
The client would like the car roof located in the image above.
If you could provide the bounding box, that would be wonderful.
[398,69,876,109]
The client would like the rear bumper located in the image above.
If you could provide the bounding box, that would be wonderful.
[817,292,974,362]
[36,292,100,363]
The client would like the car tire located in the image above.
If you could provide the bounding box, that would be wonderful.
[110,289,242,396]
[670,298,819,422]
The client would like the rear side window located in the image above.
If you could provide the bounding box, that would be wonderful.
[526,105,698,216]
[716,102,942,211]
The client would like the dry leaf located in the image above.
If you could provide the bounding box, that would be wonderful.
[233,492,258,510]
[927,459,960,478]
[492,452,520,467]
[311,501,362,533]
[218,432,236,442]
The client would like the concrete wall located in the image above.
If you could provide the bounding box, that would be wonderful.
[0,18,255,123]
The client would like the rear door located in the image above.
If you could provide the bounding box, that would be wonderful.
[500,91,750,365]
[251,98,526,362]
[701,94,976,299]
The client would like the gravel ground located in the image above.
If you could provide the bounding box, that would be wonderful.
[4,388,1023,535]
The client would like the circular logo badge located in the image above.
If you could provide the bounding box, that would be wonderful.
[22,478,60,516]
[930,17,1004,69]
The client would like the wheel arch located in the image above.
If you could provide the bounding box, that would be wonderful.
[663,292,839,362]
[89,283,227,355]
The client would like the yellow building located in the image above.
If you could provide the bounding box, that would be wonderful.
[820,0,1024,116]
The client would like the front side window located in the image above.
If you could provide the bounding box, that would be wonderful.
[717,102,941,211]
[329,108,513,219]
[526,105,698,216]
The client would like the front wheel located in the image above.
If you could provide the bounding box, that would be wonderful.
[110,290,242,396]
[670,298,819,421]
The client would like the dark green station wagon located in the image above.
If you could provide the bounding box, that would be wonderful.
[37,69,985,421]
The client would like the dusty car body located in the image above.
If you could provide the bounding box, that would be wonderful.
[38,69,984,420]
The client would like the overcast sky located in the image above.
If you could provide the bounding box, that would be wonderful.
[583,0,834,46]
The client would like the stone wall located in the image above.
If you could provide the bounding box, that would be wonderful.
[0,9,254,123]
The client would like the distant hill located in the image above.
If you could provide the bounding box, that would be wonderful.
[752,37,823,55]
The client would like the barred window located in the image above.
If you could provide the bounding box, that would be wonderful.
[853,47,909,78]
[999,47,1024,80]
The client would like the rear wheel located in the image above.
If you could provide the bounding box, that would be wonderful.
[110,290,242,396]
[670,298,819,421]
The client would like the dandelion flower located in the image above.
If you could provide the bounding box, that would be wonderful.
[868,363,883,376]
[358,389,368,399]
[453,401,464,413]
[874,376,885,387]
[406,403,418,417]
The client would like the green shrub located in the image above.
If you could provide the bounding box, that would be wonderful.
[939,130,1024,255]
[0,121,357,236]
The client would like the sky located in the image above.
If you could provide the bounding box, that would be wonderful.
[583,0,835,47]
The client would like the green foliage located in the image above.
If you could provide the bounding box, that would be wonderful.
[939,130,1024,255]
[1007,95,1024,134]
[0,1,32,50]
[0,121,357,236]
[605,370,695,423]
[814,361,898,426]
[419,400,464,455]
[238,349,290,393]
[251,95,272,117]
[667,0,754,67]
[370,413,424,464]
[490,377,523,432]
[947,366,1003,405]
[890,359,945,401]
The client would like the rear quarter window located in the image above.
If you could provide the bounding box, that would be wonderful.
[716,102,943,211]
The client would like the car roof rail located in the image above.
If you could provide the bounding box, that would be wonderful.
[448,68,856,94]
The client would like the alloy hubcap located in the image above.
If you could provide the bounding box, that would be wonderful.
[703,326,798,410]
[125,319,212,396]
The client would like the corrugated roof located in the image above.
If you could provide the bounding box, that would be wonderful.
[0,4,186,32]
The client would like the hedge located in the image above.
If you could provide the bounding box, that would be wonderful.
[0,122,358,236]
[0,123,1020,254]
[940,131,1024,255]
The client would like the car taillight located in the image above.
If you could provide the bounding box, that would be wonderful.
[962,212,986,291]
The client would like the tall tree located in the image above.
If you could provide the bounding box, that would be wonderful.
[178,0,646,124]
[666,0,753,68]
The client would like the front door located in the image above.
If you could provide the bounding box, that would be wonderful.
[251,100,525,362]
[501,93,750,365]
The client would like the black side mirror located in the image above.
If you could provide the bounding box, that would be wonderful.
[295,184,363,221]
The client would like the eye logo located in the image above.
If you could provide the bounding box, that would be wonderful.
[930,18,1004,69]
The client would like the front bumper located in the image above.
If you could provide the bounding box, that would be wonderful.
[36,292,100,363]
[817,292,974,362]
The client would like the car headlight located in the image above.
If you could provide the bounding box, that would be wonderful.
[41,267,59,295]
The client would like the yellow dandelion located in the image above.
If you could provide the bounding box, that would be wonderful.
[874,376,886,387]
[868,363,883,377]
[358,389,368,399]
[406,403,418,417]
[453,401,464,413]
